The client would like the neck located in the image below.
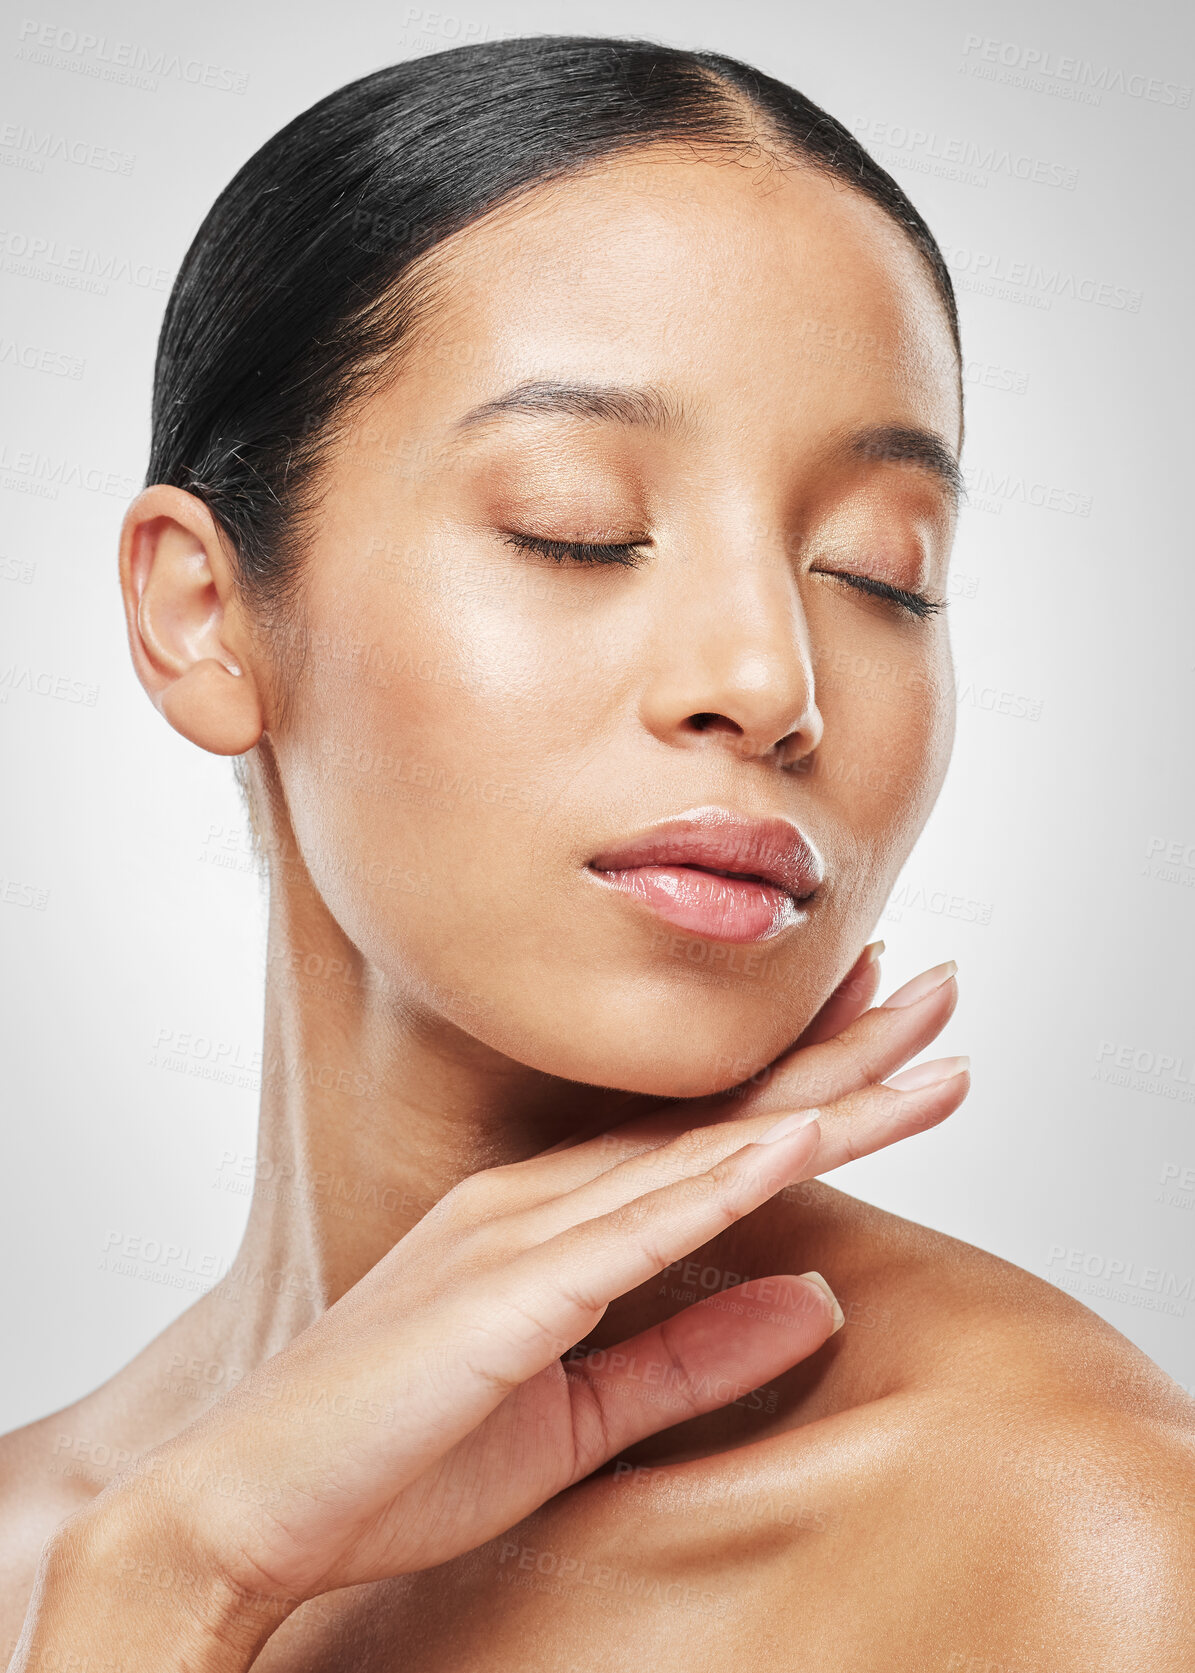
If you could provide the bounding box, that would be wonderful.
[216,857,650,1338]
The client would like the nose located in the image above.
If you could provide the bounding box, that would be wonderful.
[638,533,824,768]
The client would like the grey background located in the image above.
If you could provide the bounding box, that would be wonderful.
[1,0,1192,1431]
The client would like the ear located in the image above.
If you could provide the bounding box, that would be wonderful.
[119,485,265,756]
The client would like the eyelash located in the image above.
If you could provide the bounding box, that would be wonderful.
[811,569,946,621]
[502,531,647,568]
[502,532,945,620]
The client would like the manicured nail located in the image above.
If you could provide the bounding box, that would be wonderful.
[885,1054,970,1092]
[862,939,885,964]
[798,1271,845,1332]
[757,1108,820,1143]
[880,959,957,1009]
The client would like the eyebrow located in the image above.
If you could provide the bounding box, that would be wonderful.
[843,423,965,509]
[453,379,686,433]
[452,379,962,507]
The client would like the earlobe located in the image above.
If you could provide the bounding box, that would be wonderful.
[160,658,263,756]
[119,484,265,757]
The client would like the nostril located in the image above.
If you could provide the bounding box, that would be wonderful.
[687,712,742,734]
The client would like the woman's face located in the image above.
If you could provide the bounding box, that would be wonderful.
[269,148,962,1097]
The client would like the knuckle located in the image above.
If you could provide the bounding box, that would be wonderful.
[665,1127,712,1168]
[707,1147,784,1212]
[435,1165,515,1224]
[606,1195,651,1236]
[782,1055,843,1105]
[686,1164,730,1206]
[438,1172,487,1214]
[839,1124,866,1165]
[846,1083,902,1126]
[833,1034,882,1081]
[877,1083,906,1119]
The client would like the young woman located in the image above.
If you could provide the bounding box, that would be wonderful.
[4,34,1193,1673]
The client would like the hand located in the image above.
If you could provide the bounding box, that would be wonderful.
[20,953,966,1667]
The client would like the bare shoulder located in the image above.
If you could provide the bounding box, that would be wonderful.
[784,1178,1194,1409]
[0,1402,111,1660]
[765,1184,1195,1669]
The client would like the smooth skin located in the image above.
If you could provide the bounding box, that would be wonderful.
[3,145,1193,1670]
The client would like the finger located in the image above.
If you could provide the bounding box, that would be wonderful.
[811,1054,969,1169]
[488,1052,967,1249]
[454,1118,825,1396]
[561,1272,842,1479]
[789,940,885,1049]
[651,1053,968,1185]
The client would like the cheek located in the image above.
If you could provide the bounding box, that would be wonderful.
[820,640,953,780]
[269,569,607,993]
[810,617,955,900]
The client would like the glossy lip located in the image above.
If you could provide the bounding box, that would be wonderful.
[586,807,825,943]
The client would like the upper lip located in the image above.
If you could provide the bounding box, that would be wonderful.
[588,807,825,902]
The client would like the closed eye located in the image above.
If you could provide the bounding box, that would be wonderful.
[502,530,648,568]
[502,534,944,616]
[811,568,945,620]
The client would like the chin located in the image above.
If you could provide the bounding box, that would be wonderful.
[481,981,809,1103]
[583,1051,779,1103]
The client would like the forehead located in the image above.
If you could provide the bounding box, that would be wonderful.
[390,148,961,447]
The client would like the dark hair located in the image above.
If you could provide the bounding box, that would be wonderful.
[149,34,961,629]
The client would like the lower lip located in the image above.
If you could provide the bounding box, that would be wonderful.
[588,864,806,943]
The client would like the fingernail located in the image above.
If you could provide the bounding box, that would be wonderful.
[885,1054,970,1092]
[757,1108,820,1144]
[798,1271,845,1333]
[880,959,957,1009]
[863,939,885,964]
